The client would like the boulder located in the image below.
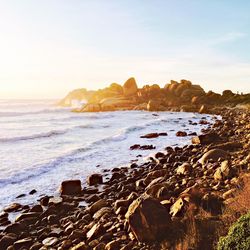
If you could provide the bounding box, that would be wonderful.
[199,149,230,165]
[87,174,103,186]
[192,132,222,145]
[125,195,171,242]
[60,180,82,195]
[123,77,138,96]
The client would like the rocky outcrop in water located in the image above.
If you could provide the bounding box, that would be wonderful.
[60,78,250,113]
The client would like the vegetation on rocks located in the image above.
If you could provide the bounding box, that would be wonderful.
[217,211,250,250]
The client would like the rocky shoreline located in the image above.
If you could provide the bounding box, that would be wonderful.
[0,107,250,250]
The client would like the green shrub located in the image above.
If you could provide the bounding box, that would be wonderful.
[218,212,250,250]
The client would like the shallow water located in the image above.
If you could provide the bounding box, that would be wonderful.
[0,99,212,210]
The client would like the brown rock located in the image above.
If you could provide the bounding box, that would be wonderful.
[192,132,222,145]
[60,180,82,195]
[70,242,89,250]
[4,203,22,213]
[0,235,17,249]
[89,199,109,215]
[176,163,192,175]
[42,237,59,247]
[125,194,171,242]
[199,149,230,165]
[123,77,138,96]
[13,237,33,249]
[176,131,187,137]
[105,240,122,250]
[87,174,103,186]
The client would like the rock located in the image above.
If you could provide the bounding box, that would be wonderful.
[87,223,105,241]
[87,174,103,186]
[42,237,59,246]
[4,203,22,213]
[80,103,101,112]
[139,145,156,150]
[130,144,140,150]
[0,235,17,249]
[89,199,109,215]
[60,180,82,195]
[214,160,232,181]
[199,149,230,165]
[192,132,222,145]
[125,194,171,242]
[93,207,112,220]
[176,163,192,175]
[70,242,89,250]
[199,105,209,114]
[123,77,138,96]
[105,240,122,250]
[48,197,63,206]
[13,237,33,249]
[222,189,237,200]
[15,212,40,222]
[170,198,187,217]
[147,100,166,111]
[29,189,37,195]
[140,132,168,138]
[176,131,187,137]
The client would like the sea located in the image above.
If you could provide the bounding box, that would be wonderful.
[0,99,213,211]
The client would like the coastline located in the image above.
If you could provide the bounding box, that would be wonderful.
[0,107,249,249]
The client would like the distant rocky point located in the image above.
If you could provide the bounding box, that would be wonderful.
[59,78,250,113]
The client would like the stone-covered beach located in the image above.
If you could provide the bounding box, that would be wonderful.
[0,105,249,249]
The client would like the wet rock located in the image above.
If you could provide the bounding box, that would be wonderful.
[60,180,82,195]
[125,194,171,242]
[16,194,26,199]
[15,212,40,222]
[199,149,229,165]
[4,203,22,213]
[87,174,103,186]
[176,131,187,137]
[139,145,156,150]
[29,189,37,195]
[40,196,50,206]
[130,144,156,150]
[140,132,168,139]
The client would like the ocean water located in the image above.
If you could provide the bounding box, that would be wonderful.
[0,99,212,211]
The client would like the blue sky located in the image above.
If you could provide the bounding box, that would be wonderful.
[0,0,249,98]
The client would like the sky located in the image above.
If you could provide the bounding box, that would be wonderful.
[0,0,250,99]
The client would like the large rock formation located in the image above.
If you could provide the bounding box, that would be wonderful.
[123,77,138,96]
